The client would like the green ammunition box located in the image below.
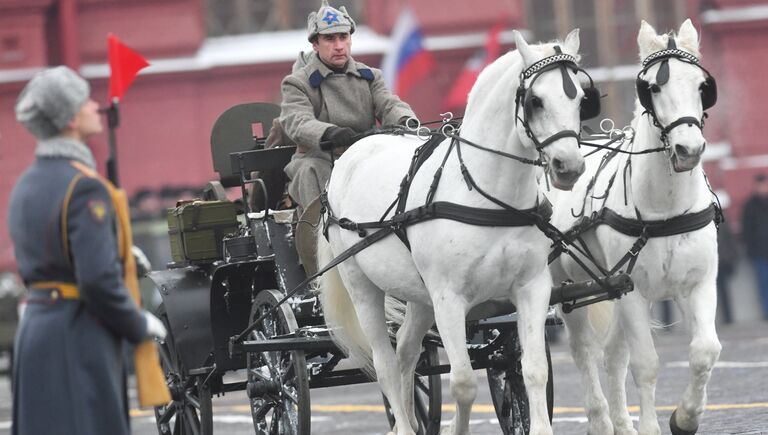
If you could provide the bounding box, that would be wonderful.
[167,200,238,263]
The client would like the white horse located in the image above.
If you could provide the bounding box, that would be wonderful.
[548,19,720,435]
[317,30,590,435]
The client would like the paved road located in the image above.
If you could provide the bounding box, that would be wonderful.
[2,320,767,434]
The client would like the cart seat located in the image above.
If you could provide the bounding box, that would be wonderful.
[210,102,282,187]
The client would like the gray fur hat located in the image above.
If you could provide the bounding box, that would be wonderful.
[15,66,91,139]
[307,0,356,42]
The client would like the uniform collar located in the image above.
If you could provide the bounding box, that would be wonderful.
[308,54,364,87]
[35,136,96,169]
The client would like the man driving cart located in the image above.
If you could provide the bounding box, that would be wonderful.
[278,0,417,211]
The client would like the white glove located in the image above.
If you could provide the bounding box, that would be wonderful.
[144,311,167,340]
[132,245,152,277]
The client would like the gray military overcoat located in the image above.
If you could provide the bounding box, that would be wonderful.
[9,138,147,435]
[279,53,415,208]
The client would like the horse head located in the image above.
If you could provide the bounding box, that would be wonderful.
[513,30,593,190]
[636,19,716,172]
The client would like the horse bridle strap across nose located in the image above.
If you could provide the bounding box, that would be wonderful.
[660,116,704,137]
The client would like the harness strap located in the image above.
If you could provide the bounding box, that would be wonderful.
[608,229,649,275]
[600,203,717,238]
[326,199,554,236]
[391,132,450,248]
[394,200,552,228]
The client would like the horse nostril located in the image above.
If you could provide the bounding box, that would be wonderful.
[675,144,690,158]
[551,158,565,172]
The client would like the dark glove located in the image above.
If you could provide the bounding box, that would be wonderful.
[321,126,356,150]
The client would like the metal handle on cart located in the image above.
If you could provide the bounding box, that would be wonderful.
[550,272,634,313]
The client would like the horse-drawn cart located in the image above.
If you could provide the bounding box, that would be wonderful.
[146,102,633,435]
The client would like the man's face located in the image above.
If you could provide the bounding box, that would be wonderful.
[313,33,351,69]
[70,99,103,138]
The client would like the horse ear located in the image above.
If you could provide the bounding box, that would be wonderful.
[513,30,537,66]
[562,29,580,56]
[638,20,666,60]
[677,18,700,55]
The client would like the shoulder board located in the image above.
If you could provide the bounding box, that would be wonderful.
[358,68,374,81]
[309,70,325,88]
[69,160,114,192]
[69,160,99,178]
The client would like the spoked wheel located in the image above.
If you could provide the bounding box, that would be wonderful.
[246,289,310,435]
[153,304,213,435]
[384,343,442,435]
[487,328,553,435]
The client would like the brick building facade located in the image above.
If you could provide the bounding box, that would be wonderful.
[0,0,766,271]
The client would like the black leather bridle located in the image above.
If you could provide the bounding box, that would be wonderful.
[514,46,601,152]
[635,39,718,147]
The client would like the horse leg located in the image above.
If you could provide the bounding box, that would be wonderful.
[618,292,660,435]
[514,273,555,435]
[432,294,475,435]
[561,307,613,434]
[345,277,416,435]
[671,282,721,434]
[396,301,435,432]
[603,319,637,435]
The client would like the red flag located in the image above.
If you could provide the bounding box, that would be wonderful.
[108,33,150,101]
[442,21,504,110]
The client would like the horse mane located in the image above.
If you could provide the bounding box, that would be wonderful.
[464,40,582,119]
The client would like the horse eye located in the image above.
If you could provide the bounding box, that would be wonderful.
[531,96,543,109]
[650,84,661,93]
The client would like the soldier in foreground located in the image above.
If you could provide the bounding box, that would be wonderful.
[8,66,167,435]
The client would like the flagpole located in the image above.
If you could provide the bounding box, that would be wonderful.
[106,97,120,187]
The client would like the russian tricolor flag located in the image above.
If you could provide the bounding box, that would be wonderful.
[382,8,434,97]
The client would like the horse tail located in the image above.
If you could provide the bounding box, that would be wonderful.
[384,296,407,337]
[385,297,440,339]
[316,233,375,378]
[587,300,615,337]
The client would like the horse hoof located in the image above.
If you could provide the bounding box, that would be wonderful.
[669,409,698,435]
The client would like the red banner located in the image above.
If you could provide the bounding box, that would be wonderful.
[107,34,150,101]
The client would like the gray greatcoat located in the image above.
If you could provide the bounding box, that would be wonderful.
[9,137,147,435]
[279,52,415,209]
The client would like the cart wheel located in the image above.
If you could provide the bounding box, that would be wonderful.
[246,289,310,435]
[384,343,442,435]
[153,303,214,435]
[486,329,553,435]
